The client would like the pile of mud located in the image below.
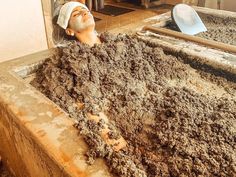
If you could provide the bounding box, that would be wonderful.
[166,13,236,45]
[197,13,236,45]
[32,33,236,177]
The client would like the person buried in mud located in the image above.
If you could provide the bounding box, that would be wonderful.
[57,2,101,46]
[57,2,127,153]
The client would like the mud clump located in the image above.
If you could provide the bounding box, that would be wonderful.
[32,33,236,177]
[197,13,236,45]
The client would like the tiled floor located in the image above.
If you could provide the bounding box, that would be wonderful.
[92,1,173,33]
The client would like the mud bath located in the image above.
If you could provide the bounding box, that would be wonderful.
[32,33,236,177]
[166,13,236,45]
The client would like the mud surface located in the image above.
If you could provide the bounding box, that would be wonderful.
[32,33,236,177]
[166,13,236,45]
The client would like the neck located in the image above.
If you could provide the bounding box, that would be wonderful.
[75,28,101,46]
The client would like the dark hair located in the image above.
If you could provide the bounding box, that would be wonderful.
[52,15,76,46]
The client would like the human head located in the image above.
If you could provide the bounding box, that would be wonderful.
[57,2,95,36]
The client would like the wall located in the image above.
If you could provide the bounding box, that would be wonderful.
[205,0,236,11]
[221,0,236,12]
[0,0,48,62]
[205,0,217,9]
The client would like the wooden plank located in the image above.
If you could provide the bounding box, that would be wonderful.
[41,0,54,48]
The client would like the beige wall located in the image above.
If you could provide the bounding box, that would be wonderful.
[205,0,218,9]
[205,0,236,11]
[221,0,236,12]
[0,0,48,62]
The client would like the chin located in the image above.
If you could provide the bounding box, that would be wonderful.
[87,19,95,27]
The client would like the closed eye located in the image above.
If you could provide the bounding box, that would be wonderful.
[72,7,88,17]
[73,12,80,17]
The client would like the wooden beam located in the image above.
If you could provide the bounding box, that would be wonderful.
[143,26,236,54]
[41,0,54,48]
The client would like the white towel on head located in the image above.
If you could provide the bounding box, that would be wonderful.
[57,2,89,29]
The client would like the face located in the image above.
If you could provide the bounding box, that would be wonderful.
[68,6,95,33]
